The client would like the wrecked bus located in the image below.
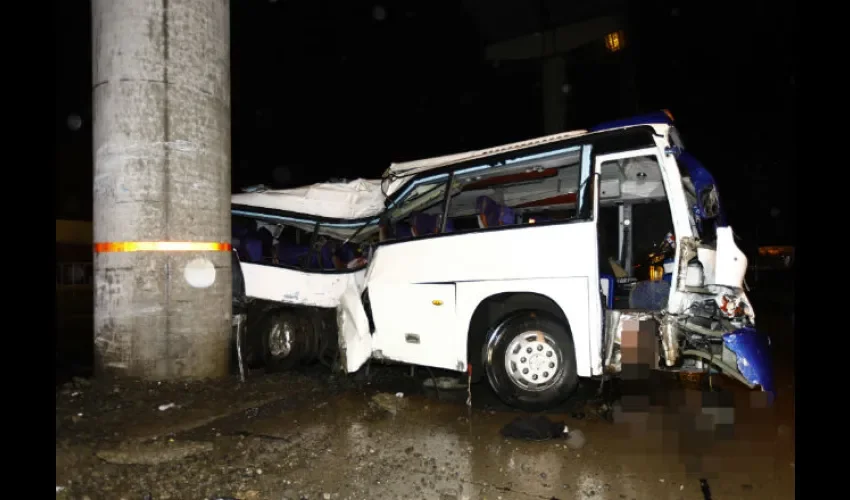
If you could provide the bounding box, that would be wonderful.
[230,110,773,411]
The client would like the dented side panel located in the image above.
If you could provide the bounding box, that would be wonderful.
[337,282,372,372]
[714,227,748,288]
[722,328,774,394]
[241,262,366,308]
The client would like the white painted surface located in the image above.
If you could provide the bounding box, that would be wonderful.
[364,221,601,375]
[600,276,612,305]
[713,226,749,289]
[232,178,385,219]
[234,122,758,381]
[337,282,372,372]
[369,283,458,369]
[183,258,216,288]
[241,262,366,308]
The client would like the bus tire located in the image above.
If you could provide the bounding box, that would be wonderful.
[483,310,578,412]
[260,309,303,372]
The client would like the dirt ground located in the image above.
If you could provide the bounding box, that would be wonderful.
[56,297,794,500]
[56,365,793,499]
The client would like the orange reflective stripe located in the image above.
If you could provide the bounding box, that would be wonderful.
[94,241,232,253]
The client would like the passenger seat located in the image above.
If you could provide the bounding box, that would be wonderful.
[476,196,516,228]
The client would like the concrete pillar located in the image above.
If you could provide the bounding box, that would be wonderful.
[541,55,566,134]
[91,0,232,380]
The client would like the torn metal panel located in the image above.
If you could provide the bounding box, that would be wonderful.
[675,236,698,292]
[232,178,386,219]
[337,283,372,373]
[659,314,679,366]
[713,227,749,288]
[677,151,727,226]
[722,328,774,394]
[677,228,747,291]
[241,262,366,308]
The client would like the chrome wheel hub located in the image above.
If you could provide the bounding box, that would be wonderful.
[268,322,292,358]
[504,331,561,391]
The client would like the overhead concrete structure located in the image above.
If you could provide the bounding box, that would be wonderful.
[459,0,624,134]
[91,0,232,380]
[485,16,622,134]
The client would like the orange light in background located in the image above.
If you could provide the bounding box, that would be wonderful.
[662,109,675,121]
[649,265,664,281]
[528,218,537,224]
[605,31,624,52]
[758,246,794,257]
[94,241,232,253]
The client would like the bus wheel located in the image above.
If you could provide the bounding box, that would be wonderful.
[260,310,303,372]
[483,310,578,412]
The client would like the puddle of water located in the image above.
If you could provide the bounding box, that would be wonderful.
[230,378,793,499]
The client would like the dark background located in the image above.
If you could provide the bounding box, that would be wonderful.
[55,0,795,245]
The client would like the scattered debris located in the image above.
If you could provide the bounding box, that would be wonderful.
[500,415,567,441]
[699,478,712,500]
[395,392,404,398]
[96,440,214,465]
[594,403,614,422]
[158,402,176,411]
[370,392,409,415]
[564,429,586,450]
[56,486,66,493]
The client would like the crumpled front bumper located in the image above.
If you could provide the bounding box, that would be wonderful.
[722,327,775,396]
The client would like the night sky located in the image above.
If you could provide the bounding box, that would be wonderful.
[55,0,795,245]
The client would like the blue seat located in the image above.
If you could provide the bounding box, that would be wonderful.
[337,243,357,264]
[257,227,274,261]
[277,242,335,269]
[410,212,439,236]
[277,244,310,267]
[476,196,515,228]
[242,237,263,262]
[629,280,671,310]
[236,225,265,263]
[379,221,413,240]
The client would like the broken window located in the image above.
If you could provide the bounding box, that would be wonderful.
[232,213,378,272]
[443,147,587,232]
[379,175,450,241]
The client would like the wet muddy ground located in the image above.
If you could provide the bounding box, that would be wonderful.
[56,302,794,500]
